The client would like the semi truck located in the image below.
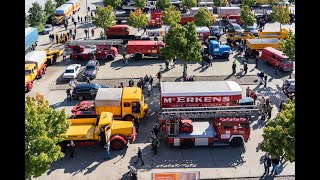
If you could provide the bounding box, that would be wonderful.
[25,51,47,92]
[52,3,73,24]
[245,38,280,57]
[65,0,81,14]
[208,40,231,59]
[257,29,289,39]
[226,32,255,41]
[157,81,260,148]
[127,40,165,60]
[72,87,149,121]
[61,112,136,150]
[25,27,38,54]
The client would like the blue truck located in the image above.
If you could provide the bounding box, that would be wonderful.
[25,27,38,54]
[208,40,231,59]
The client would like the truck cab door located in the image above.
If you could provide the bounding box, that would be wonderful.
[213,45,219,55]
[122,102,132,117]
[131,102,141,118]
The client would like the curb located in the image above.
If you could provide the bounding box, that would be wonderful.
[206,175,295,179]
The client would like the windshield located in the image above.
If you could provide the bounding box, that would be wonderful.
[86,65,95,70]
[282,58,292,64]
[212,27,219,31]
[247,27,255,30]
[234,25,241,30]
[45,25,51,28]
[65,69,74,73]
[25,70,31,75]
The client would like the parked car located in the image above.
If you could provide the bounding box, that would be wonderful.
[281,79,295,99]
[82,60,99,79]
[72,83,110,101]
[245,26,259,36]
[42,24,52,34]
[228,23,244,33]
[63,64,81,79]
[209,26,221,36]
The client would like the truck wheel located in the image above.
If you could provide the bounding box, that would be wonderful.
[157,24,161,28]
[106,55,113,60]
[123,115,134,121]
[222,53,229,59]
[111,139,124,150]
[77,55,83,61]
[230,137,243,147]
[135,53,142,60]
[78,96,84,101]
[181,139,194,149]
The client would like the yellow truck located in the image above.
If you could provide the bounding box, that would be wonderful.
[257,29,289,39]
[42,44,64,65]
[25,51,47,92]
[61,112,136,150]
[52,3,73,24]
[245,38,280,58]
[226,32,255,41]
[65,0,81,14]
[73,87,149,121]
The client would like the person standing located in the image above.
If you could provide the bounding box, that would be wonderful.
[129,78,134,87]
[77,16,80,23]
[66,88,71,101]
[209,54,213,67]
[73,21,77,28]
[275,64,279,76]
[264,74,268,87]
[80,17,83,23]
[149,75,153,88]
[279,100,284,112]
[91,29,95,37]
[68,141,75,158]
[84,29,88,38]
[271,157,280,175]
[91,11,93,18]
[152,137,160,155]
[255,55,259,68]
[84,16,87,23]
[153,124,159,138]
[246,87,250,97]
[143,26,147,35]
[263,155,272,176]
[267,104,273,119]
[104,141,110,160]
[72,34,76,40]
[183,64,188,78]
[134,147,144,166]
[172,58,176,68]
[165,60,169,70]
[134,117,140,133]
[157,71,161,83]
[232,61,236,75]
[147,82,152,97]
[243,62,248,75]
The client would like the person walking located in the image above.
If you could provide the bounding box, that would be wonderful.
[129,78,134,87]
[134,147,144,166]
[275,64,279,76]
[264,74,268,87]
[72,34,76,40]
[209,54,213,66]
[243,62,248,75]
[143,26,147,35]
[77,16,80,23]
[91,29,95,37]
[255,55,259,68]
[104,141,110,160]
[84,16,87,23]
[80,17,83,23]
[84,29,88,38]
[66,88,72,101]
[147,82,152,97]
[151,137,160,155]
[183,64,188,78]
[68,141,75,158]
[157,71,161,83]
[120,81,124,88]
[134,117,140,133]
[91,11,93,18]
[74,28,77,36]
[69,29,73,36]
[232,61,236,75]
[73,21,77,28]
[88,6,90,11]
[71,16,74,23]
[149,75,153,88]
[271,157,280,175]
[63,50,67,61]
[153,124,159,138]
[267,104,273,119]
[165,60,169,70]
[263,155,272,176]
[279,100,284,112]
[246,87,251,97]
[172,58,176,68]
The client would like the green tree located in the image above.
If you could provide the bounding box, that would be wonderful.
[28,2,45,31]
[182,0,197,10]
[221,0,228,7]
[194,7,216,27]
[280,30,295,78]
[270,5,290,29]
[44,0,56,16]
[103,0,121,8]
[259,98,295,162]
[55,0,67,7]
[134,0,146,9]
[156,0,171,10]
[25,94,70,179]
[240,5,255,26]
[92,6,116,35]
[213,0,220,6]
[127,8,148,31]
[25,13,29,28]
[288,0,295,3]
[161,22,201,62]
[162,5,181,26]
[243,0,256,6]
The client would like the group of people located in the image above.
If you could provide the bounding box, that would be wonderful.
[257,70,268,88]
[201,53,213,68]
[259,96,273,120]
[263,154,280,176]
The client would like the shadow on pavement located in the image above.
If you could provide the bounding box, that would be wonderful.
[49,98,79,109]
[110,58,165,68]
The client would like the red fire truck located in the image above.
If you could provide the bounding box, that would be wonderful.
[65,40,121,60]
[158,81,260,148]
[126,40,165,60]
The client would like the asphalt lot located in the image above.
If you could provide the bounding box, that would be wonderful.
[28,1,296,179]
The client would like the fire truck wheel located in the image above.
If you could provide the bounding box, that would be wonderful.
[111,139,124,150]
[222,53,229,59]
[135,53,142,60]
[230,138,243,147]
[78,96,84,101]
[77,55,83,61]
[181,139,194,149]
[106,55,113,60]
[123,115,134,121]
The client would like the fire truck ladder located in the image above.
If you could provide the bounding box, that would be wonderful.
[65,39,124,46]
[159,105,261,119]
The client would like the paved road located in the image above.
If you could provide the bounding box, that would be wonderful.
[27,1,295,179]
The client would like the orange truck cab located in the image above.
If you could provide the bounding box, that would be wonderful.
[105,25,130,36]
[261,47,294,72]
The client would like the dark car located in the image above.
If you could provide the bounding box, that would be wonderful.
[72,83,109,101]
[245,26,259,36]
[82,60,99,79]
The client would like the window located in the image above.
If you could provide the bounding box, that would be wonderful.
[65,69,74,73]
[132,102,141,113]
[124,102,131,107]
[76,88,89,93]
[223,122,233,129]
[86,65,95,70]
[25,70,31,75]
[239,123,249,129]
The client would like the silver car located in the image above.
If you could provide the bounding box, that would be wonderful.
[209,26,221,36]
[42,24,52,34]
[231,23,244,33]
[245,26,259,36]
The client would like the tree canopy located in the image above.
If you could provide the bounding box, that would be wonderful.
[127,8,148,31]
[28,2,45,31]
[134,0,147,9]
[161,22,201,62]
[25,13,29,28]
[182,0,197,10]
[194,7,216,27]
[92,6,116,34]
[156,0,171,10]
[55,0,67,7]
[25,94,70,179]
[162,5,181,26]
[221,0,228,7]
[240,5,255,26]
[44,0,56,16]
[103,0,121,8]
[280,30,295,61]
[270,5,290,29]
[259,98,295,162]
[242,0,256,6]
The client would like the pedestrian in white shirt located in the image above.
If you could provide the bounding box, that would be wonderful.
[147,83,152,97]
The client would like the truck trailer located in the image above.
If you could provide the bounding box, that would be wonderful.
[25,27,38,54]
[25,51,47,92]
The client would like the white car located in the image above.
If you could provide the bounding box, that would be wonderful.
[42,24,52,34]
[63,64,81,79]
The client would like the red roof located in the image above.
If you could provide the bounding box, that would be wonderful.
[263,47,288,58]
[128,40,164,46]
